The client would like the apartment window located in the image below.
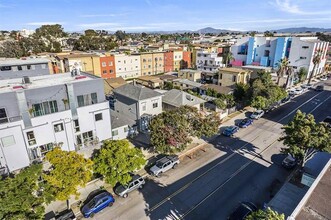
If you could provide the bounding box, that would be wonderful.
[112,130,118,136]
[143,59,146,62]
[41,64,46,69]
[82,131,93,142]
[1,135,15,147]
[40,143,54,156]
[18,66,22,71]
[152,100,158,108]
[27,65,31,70]
[141,102,146,111]
[209,60,213,64]
[74,119,80,132]
[0,66,11,71]
[302,46,309,49]
[300,57,307,59]
[0,108,8,124]
[175,56,177,59]
[54,123,64,132]
[220,73,222,79]
[233,75,237,82]
[27,131,36,146]
[124,60,126,64]
[102,62,106,67]
[102,70,107,74]
[95,113,103,121]
[77,93,98,107]
[124,127,128,132]
[109,61,113,66]
[110,70,113,73]
[118,68,121,70]
[32,100,58,117]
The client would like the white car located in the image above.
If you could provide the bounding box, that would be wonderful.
[289,87,303,96]
[320,76,327,81]
[250,110,265,119]
[301,84,313,90]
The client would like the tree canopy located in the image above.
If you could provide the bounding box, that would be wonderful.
[42,147,93,203]
[246,207,285,220]
[0,164,44,220]
[279,110,331,167]
[93,140,146,186]
[150,106,221,153]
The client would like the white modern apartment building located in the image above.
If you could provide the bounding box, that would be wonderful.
[0,72,111,173]
[196,51,224,73]
[115,54,141,79]
[288,37,329,78]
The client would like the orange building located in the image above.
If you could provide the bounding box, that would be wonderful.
[182,51,192,69]
[100,55,116,79]
[164,51,174,72]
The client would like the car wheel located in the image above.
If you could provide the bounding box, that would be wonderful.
[158,172,163,177]
[123,193,128,198]
[108,202,114,207]
[90,213,95,218]
[173,164,178,169]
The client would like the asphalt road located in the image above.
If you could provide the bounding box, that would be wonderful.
[87,82,331,220]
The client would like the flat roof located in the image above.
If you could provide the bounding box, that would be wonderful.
[0,58,50,66]
[0,72,95,94]
[56,53,99,59]
[242,65,272,70]
[173,78,202,87]
[219,67,250,73]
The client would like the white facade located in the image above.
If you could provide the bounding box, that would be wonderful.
[288,37,329,79]
[0,73,111,173]
[115,54,142,79]
[196,51,224,73]
[111,125,129,140]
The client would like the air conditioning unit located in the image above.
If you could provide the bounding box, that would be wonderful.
[22,76,31,84]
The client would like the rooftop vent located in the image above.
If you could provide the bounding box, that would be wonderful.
[22,76,31,84]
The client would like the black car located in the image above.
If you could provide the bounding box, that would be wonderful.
[281,95,291,103]
[315,85,324,91]
[228,202,257,220]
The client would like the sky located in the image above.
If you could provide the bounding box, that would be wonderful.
[0,0,331,32]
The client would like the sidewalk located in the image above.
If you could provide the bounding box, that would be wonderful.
[45,107,253,216]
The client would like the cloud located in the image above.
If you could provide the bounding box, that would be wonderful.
[77,23,121,28]
[26,22,65,26]
[270,0,331,15]
[80,13,129,18]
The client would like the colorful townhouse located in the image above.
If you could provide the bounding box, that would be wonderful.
[99,54,116,79]
[139,52,164,76]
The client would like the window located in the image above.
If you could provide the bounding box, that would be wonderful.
[17,66,22,71]
[32,100,58,117]
[54,123,64,132]
[95,113,103,121]
[1,136,15,147]
[77,93,98,107]
[112,130,118,136]
[110,70,113,73]
[124,127,128,132]
[141,102,146,111]
[102,70,107,74]
[0,108,8,124]
[220,73,222,79]
[27,131,36,146]
[41,64,46,69]
[302,46,309,49]
[102,62,106,67]
[0,66,11,71]
[74,119,80,132]
[109,61,113,66]
[233,75,237,82]
[152,100,158,108]
[27,65,31,70]
[300,57,307,59]
[82,131,93,142]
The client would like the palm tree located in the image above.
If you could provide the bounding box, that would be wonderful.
[225,52,234,67]
[308,49,323,85]
[285,66,294,88]
[276,57,290,86]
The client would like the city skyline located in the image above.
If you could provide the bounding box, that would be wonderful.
[0,0,331,32]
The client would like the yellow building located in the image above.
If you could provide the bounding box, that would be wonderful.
[55,53,101,77]
[140,52,164,76]
[173,51,183,71]
[218,68,251,87]
[178,69,202,82]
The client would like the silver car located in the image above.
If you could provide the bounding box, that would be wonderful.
[114,175,145,198]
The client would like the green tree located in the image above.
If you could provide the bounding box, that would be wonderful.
[42,147,93,204]
[251,95,268,110]
[308,49,323,85]
[0,40,26,57]
[0,164,44,220]
[115,30,126,45]
[276,58,290,86]
[264,30,274,37]
[35,24,67,39]
[84,29,98,37]
[163,81,174,90]
[233,83,249,103]
[246,207,285,220]
[224,52,235,67]
[298,67,308,83]
[93,140,146,186]
[213,98,226,110]
[279,110,331,167]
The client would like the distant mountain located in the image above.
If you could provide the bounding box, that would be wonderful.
[273,27,331,33]
[197,27,235,34]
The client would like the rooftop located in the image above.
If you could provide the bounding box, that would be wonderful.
[104,77,127,95]
[219,67,250,73]
[110,110,136,129]
[113,83,162,101]
[162,89,205,107]
[0,58,50,66]
[242,65,273,70]
[173,78,202,87]
[55,53,99,59]
[0,72,95,94]
[179,69,202,73]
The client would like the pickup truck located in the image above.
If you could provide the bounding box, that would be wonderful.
[150,155,179,177]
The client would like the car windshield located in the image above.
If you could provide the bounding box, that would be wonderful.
[156,161,164,168]
[241,119,247,123]
[88,199,96,208]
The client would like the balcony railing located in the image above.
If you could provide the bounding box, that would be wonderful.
[0,116,22,125]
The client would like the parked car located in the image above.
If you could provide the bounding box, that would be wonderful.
[315,85,324,91]
[281,95,291,103]
[239,118,253,128]
[81,191,115,218]
[323,116,331,128]
[301,84,313,90]
[228,202,257,220]
[282,154,297,169]
[150,155,179,177]
[114,175,145,198]
[289,87,303,96]
[250,110,264,119]
[320,76,328,81]
[222,126,239,137]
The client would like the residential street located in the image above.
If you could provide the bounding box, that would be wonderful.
[85,86,331,220]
